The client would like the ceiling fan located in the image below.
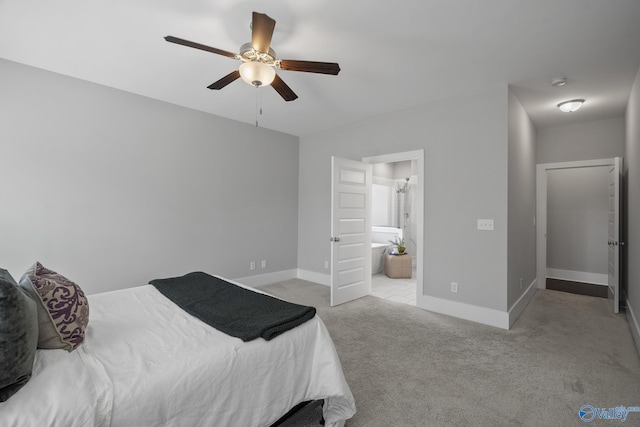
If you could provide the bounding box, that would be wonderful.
[165,11,341,102]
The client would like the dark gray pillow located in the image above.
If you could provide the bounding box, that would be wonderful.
[0,268,38,402]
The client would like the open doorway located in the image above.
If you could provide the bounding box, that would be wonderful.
[363,150,424,306]
[536,158,622,313]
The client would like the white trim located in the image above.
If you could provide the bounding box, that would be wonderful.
[237,268,538,332]
[540,158,616,170]
[536,158,615,290]
[362,149,424,310]
[508,278,538,328]
[363,150,424,165]
[297,269,331,286]
[536,164,547,289]
[626,298,640,356]
[546,268,608,286]
[419,295,510,330]
[234,269,298,288]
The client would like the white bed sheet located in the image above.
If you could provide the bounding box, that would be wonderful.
[0,283,355,427]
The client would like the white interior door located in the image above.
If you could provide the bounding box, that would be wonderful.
[330,156,372,306]
[607,157,622,313]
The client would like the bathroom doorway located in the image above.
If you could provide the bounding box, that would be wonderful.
[363,150,424,307]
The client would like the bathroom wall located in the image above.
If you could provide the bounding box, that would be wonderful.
[372,182,393,226]
[371,161,417,258]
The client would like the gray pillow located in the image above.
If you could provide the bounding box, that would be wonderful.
[0,268,38,402]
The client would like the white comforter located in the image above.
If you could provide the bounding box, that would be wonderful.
[0,284,355,427]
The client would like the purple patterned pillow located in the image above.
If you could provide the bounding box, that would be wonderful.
[19,262,89,351]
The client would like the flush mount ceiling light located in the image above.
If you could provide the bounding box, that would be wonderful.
[550,77,567,87]
[557,99,585,112]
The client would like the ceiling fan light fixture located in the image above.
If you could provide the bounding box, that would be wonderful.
[557,99,584,112]
[164,11,338,101]
[239,61,275,87]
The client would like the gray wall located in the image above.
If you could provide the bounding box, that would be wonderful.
[0,59,299,295]
[298,86,510,311]
[546,167,609,276]
[625,65,640,353]
[372,163,394,180]
[536,116,625,286]
[507,90,537,307]
[393,161,413,179]
[537,117,625,164]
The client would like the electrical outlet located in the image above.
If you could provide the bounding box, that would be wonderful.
[477,219,494,231]
[451,282,458,293]
[324,261,329,269]
[250,261,256,271]
[261,260,267,269]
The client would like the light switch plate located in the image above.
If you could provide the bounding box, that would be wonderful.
[477,219,494,231]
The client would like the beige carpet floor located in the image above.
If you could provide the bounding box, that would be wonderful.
[262,280,640,427]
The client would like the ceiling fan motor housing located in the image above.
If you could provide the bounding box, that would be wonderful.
[239,42,276,65]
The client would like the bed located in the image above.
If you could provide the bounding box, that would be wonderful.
[0,268,356,427]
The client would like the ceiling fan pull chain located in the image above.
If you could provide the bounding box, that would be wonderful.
[255,88,265,127]
[255,88,259,127]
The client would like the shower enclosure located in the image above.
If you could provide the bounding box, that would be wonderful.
[394,177,416,258]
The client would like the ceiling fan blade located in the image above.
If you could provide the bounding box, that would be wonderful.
[278,59,341,75]
[251,12,276,53]
[164,36,237,59]
[271,74,298,102]
[207,70,241,90]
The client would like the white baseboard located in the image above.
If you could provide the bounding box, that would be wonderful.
[546,268,608,286]
[417,294,510,330]
[296,269,331,286]
[234,269,298,288]
[626,298,640,357]
[237,268,331,288]
[508,278,538,328]
[236,269,537,332]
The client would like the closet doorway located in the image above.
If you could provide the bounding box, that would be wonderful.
[363,150,424,307]
[536,158,622,313]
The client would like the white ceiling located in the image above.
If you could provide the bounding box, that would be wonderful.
[1,0,639,137]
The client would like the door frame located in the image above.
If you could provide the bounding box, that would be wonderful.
[536,158,617,291]
[608,157,622,313]
[362,150,424,305]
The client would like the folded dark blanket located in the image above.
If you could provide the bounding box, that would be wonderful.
[149,272,316,342]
